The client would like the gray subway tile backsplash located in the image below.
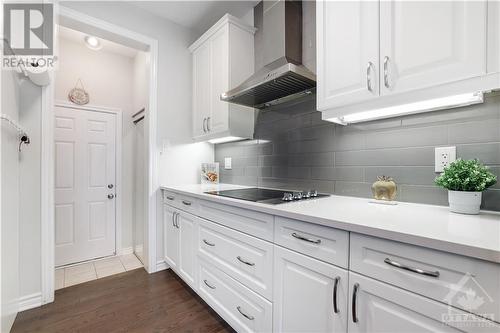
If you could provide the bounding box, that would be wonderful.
[215,93,500,211]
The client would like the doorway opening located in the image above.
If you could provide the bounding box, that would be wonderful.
[43,7,158,295]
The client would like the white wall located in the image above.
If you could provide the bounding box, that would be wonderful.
[55,37,138,250]
[132,51,149,260]
[18,79,42,300]
[1,70,21,332]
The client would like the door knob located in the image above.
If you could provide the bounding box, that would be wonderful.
[108,194,115,199]
[108,184,114,189]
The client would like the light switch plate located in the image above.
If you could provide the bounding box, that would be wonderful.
[224,157,232,170]
[435,146,456,172]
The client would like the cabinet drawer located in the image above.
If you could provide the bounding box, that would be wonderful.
[198,259,273,333]
[274,217,349,268]
[162,190,198,214]
[198,218,273,300]
[350,233,500,321]
[198,199,274,241]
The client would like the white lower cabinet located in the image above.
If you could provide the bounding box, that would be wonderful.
[177,212,198,288]
[163,204,198,289]
[164,204,179,271]
[198,259,273,333]
[162,191,500,332]
[273,246,348,333]
[348,272,500,333]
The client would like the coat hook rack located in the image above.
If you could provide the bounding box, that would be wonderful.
[1,113,30,151]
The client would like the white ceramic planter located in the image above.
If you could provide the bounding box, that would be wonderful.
[448,190,482,215]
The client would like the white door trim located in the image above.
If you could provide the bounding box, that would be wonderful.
[41,6,159,305]
[54,101,123,262]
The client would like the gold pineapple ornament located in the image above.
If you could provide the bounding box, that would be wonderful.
[372,176,397,201]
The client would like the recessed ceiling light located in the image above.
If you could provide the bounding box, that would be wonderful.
[84,36,102,50]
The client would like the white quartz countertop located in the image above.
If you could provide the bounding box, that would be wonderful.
[161,184,500,263]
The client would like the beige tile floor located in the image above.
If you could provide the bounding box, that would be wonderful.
[55,254,143,290]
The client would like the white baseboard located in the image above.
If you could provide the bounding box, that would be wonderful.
[117,247,134,255]
[156,260,169,272]
[18,292,42,312]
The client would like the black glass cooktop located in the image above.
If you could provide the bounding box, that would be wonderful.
[204,188,328,205]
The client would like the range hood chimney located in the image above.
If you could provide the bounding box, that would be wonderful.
[221,0,316,109]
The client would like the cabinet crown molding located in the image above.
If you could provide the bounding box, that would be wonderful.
[189,13,256,53]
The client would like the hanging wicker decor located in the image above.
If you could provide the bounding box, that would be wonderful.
[68,78,89,105]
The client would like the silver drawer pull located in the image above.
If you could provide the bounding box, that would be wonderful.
[182,200,192,206]
[237,256,255,266]
[237,306,254,321]
[291,232,321,244]
[203,279,216,289]
[203,239,215,247]
[384,258,440,278]
[166,195,175,201]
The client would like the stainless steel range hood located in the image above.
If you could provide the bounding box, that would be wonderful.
[221,0,316,109]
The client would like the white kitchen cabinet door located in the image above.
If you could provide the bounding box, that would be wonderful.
[273,246,348,333]
[488,0,500,74]
[380,1,487,95]
[208,25,229,134]
[316,0,379,110]
[164,205,179,270]
[190,15,255,142]
[192,42,211,138]
[348,272,500,333]
[177,212,198,289]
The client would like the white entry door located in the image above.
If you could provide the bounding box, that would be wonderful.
[54,105,116,266]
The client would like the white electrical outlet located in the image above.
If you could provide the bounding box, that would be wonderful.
[224,157,232,170]
[435,146,456,172]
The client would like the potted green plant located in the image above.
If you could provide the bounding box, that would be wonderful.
[435,159,497,214]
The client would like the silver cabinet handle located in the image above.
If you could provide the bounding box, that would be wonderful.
[207,117,211,131]
[333,276,340,314]
[172,212,176,227]
[182,200,192,206]
[203,118,207,133]
[383,56,390,88]
[203,279,216,289]
[166,195,175,201]
[291,232,321,244]
[352,283,359,323]
[366,61,374,92]
[236,306,254,321]
[384,258,440,278]
[203,239,215,247]
[108,194,115,199]
[175,212,180,229]
[108,184,114,189]
[237,256,255,266]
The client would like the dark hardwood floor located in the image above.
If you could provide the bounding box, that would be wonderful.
[12,268,234,333]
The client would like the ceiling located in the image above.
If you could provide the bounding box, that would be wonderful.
[131,1,258,36]
[58,26,139,58]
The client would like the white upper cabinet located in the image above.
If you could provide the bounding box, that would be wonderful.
[488,0,500,74]
[192,42,211,138]
[317,0,497,121]
[380,0,487,95]
[317,0,379,109]
[190,14,256,142]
